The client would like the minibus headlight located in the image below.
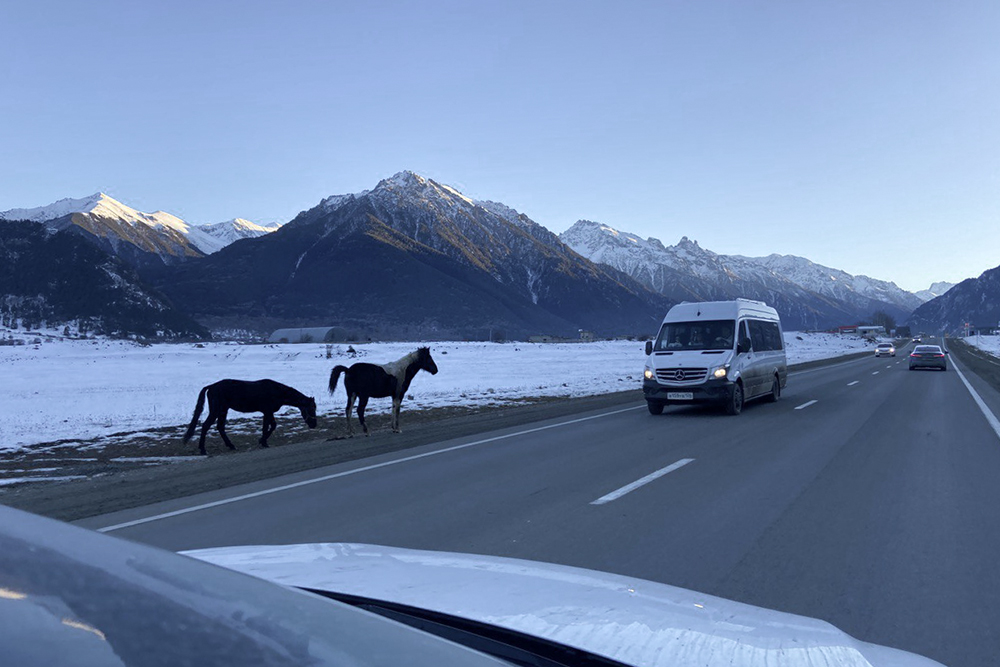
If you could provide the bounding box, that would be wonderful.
[644,368,655,380]
[712,366,728,379]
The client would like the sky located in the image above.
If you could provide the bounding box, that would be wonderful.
[1,1,998,292]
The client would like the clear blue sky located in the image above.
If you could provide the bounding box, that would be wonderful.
[2,1,998,292]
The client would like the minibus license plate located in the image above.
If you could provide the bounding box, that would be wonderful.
[667,392,694,400]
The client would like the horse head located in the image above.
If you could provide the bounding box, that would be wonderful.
[302,397,318,429]
[418,347,438,375]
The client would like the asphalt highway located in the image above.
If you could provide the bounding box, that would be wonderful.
[82,338,1000,667]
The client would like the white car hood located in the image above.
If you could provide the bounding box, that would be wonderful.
[184,543,943,667]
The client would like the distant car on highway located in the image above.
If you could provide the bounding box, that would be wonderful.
[909,345,948,371]
[912,337,922,343]
[875,343,896,357]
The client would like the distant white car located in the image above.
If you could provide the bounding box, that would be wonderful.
[875,343,896,357]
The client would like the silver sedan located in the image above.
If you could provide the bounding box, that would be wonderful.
[908,345,948,371]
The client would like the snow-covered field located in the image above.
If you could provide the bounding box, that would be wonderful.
[2,332,876,452]
[965,335,1000,357]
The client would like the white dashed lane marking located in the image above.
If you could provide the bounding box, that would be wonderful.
[591,459,695,505]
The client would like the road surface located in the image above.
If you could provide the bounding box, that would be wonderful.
[81,339,1000,667]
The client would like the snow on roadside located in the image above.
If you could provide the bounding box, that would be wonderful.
[2,332,871,452]
[965,335,1000,358]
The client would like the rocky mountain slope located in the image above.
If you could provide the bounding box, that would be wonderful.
[0,220,207,339]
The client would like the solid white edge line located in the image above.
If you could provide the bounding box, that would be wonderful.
[795,400,818,410]
[98,404,646,533]
[951,362,1000,442]
[591,458,695,505]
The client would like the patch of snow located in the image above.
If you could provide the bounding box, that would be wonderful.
[965,335,1000,358]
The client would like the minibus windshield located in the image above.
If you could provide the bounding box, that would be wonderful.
[653,320,736,352]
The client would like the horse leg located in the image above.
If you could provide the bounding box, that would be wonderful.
[345,393,356,437]
[260,413,276,447]
[217,409,237,450]
[391,397,402,433]
[197,398,221,456]
[357,396,370,436]
[198,413,216,456]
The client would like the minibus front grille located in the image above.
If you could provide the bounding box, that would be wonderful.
[655,367,709,383]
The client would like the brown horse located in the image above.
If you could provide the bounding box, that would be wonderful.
[183,379,317,455]
[328,347,438,436]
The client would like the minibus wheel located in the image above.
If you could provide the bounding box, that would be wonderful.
[725,382,743,415]
[767,376,780,403]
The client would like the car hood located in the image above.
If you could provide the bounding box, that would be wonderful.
[184,543,943,667]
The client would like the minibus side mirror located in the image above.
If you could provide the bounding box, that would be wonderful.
[645,341,653,356]
[737,340,750,355]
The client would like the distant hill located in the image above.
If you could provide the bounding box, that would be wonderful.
[0,220,208,339]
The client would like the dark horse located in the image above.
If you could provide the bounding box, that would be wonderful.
[183,379,318,455]
[328,347,438,436]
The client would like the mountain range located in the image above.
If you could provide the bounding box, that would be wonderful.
[560,220,923,331]
[0,172,985,340]
[155,171,670,339]
[0,194,279,269]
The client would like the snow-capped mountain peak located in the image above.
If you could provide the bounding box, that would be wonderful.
[914,281,956,302]
[2,192,115,223]
[1,192,189,232]
[193,218,282,254]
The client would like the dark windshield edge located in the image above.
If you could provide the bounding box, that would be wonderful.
[306,589,631,667]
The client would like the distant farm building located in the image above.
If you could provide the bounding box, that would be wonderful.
[268,326,354,344]
[837,325,885,337]
[856,325,886,337]
[528,331,596,344]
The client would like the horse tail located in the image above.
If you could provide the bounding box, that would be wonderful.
[183,385,210,443]
[329,365,348,394]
